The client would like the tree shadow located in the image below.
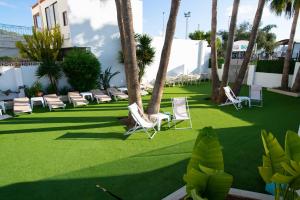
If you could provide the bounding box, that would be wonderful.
[56,131,127,140]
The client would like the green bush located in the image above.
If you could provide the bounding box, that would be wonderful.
[62,49,101,92]
[256,59,296,74]
[208,58,224,69]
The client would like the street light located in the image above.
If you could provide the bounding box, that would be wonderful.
[184,11,191,39]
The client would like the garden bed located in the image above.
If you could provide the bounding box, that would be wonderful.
[267,88,300,97]
[162,186,273,200]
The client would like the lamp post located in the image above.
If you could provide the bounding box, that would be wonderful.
[184,11,191,39]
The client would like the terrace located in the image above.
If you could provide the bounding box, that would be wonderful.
[0,83,299,199]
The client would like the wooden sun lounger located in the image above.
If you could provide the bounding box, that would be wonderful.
[107,88,128,100]
[44,94,66,111]
[90,89,112,103]
[14,97,32,115]
[68,92,88,107]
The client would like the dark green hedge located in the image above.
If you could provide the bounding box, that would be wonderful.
[256,59,296,74]
[208,58,224,69]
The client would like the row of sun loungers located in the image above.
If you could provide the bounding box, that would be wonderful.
[10,88,129,115]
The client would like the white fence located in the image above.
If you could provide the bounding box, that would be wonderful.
[0,65,69,92]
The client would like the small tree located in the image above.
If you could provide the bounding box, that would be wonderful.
[16,27,63,92]
[119,33,155,83]
[62,49,101,92]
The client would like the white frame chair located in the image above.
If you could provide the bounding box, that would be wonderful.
[249,85,263,107]
[221,86,251,110]
[44,94,66,111]
[171,97,192,129]
[125,103,158,139]
[0,108,2,116]
[0,101,6,114]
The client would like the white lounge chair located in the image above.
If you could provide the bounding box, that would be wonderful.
[90,89,112,103]
[298,124,300,136]
[250,85,263,107]
[44,94,66,111]
[14,97,32,115]
[125,103,158,139]
[222,86,251,110]
[0,101,5,114]
[0,109,2,116]
[172,97,192,129]
[68,92,89,107]
[107,88,128,100]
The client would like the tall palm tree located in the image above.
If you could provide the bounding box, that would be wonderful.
[270,0,300,90]
[232,0,266,95]
[115,0,129,85]
[210,0,220,102]
[120,0,143,111]
[147,0,180,115]
[218,0,240,103]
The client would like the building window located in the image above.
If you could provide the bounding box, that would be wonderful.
[33,14,41,28]
[45,2,58,29]
[63,11,68,26]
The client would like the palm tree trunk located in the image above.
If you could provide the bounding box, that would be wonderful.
[232,0,266,95]
[210,0,220,102]
[115,0,129,86]
[285,8,299,90]
[147,0,180,115]
[121,0,143,110]
[218,0,240,103]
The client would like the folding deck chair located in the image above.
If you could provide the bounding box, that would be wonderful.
[172,97,192,129]
[68,92,89,107]
[125,103,158,139]
[222,86,251,110]
[249,85,263,107]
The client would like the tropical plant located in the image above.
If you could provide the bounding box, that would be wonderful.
[119,33,155,83]
[147,0,180,115]
[258,130,300,200]
[270,0,300,90]
[210,0,220,102]
[115,0,143,116]
[218,0,240,103]
[100,67,120,90]
[232,0,266,95]
[31,81,43,96]
[36,60,62,92]
[62,49,101,92]
[16,27,63,62]
[184,127,233,200]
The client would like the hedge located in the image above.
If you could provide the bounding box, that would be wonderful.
[208,58,224,69]
[256,59,296,74]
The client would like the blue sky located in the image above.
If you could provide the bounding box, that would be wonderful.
[0,0,298,41]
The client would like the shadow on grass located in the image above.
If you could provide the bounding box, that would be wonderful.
[56,131,127,140]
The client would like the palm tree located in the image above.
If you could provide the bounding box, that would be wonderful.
[120,0,143,111]
[232,0,266,95]
[270,0,300,90]
[218,0,240,103]
[147,0,181,115]
[210,0,220,102]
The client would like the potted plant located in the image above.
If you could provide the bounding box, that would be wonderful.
[32,81,44,97]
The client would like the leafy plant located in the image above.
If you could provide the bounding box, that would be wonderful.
[183,127,233,200]
[119,33,155,82]
[258,130,300,200]
[58,86,71,95]
[99,67,120,90]
[46,83,57,94]
[62,49,101,92]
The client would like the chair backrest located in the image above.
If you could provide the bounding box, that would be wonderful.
[172,97,189,119]
[44,94,60,102]
[250,85,262,101]
[68,92,80,98]
[128,103,153,128]
[91,89,103,95]
[224,86,238,103]
[14,97,29,104]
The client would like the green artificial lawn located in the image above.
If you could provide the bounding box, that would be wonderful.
[0,83,299,200]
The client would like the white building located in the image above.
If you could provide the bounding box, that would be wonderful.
[31,0,210,86]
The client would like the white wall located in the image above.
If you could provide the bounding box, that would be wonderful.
[143,37,211,84]
[0,65,69,92]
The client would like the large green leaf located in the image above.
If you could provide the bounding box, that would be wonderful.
[285,131,300,161]
[187,127,224,171]
[259,130,288,183]
[190,189,207,200]
[205,172,233,200]
[183,168,209,196]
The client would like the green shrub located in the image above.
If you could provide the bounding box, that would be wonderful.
[256,59,296,74]
[62,49,101,92]
[208,57,224,69]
